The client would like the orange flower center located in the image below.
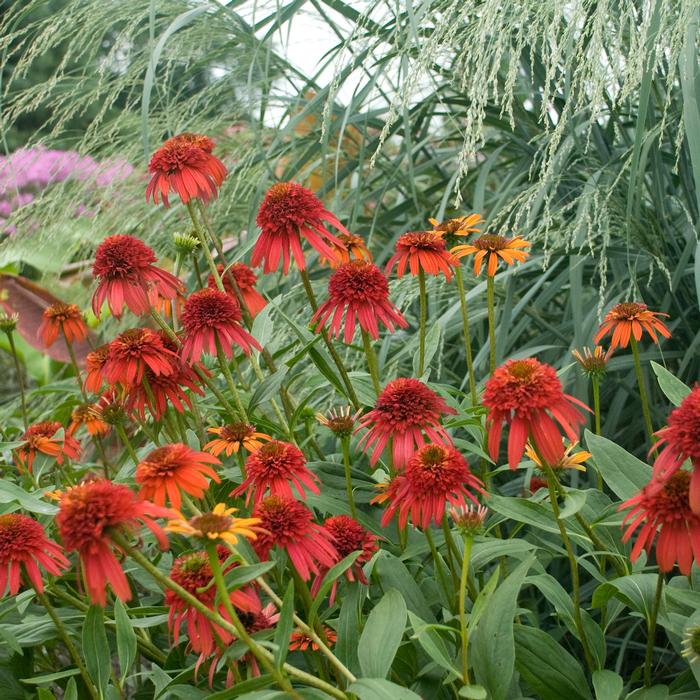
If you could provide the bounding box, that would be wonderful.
[611,302,647,320]
[266,182,294,201]
[189,512,232,536]
[45,303,80,323]
[398,231,444,251]
[220,423,255,443]
[507,359,537,381]
[473,234,508,251]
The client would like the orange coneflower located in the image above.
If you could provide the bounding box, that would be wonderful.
[69,403,110,437]
[84,344,110,394]
[166,503,261,547]
[593,302,671,351]
[320,232,372,268]
[135,444,221,510]
[37,303,87,348]
[449,504,489,536]
[451,233,530,276]
[429,213,483,245]
[207,263,268,318]
[204,422,272,457]
[525,441,591,473]
[14,421,81,473]
[289,627,337,651]
[385,231,457,280]
[311,260,408,343]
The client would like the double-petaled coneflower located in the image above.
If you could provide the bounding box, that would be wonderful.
[320,232,372,268]
[103,328,176,386]
[68,403,110,437]
[208,263,267,318]
[204,422,272,457]
[92,235,183,318]
[14,421,81,473]
[84,344,110,394]
[37,303,87,348]
[594,302,671,351]
[385,232,457,280]
[312,260,408,343]
[451,233,529,276]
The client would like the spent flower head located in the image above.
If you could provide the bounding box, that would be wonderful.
[572,346,612,379]
[316,406,361,439]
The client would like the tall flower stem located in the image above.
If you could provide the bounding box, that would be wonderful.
[630,336,654,442]
[458,535,474,686]
[116,423,139,465]
[299,269,360,409]
[486,275,497,375]
[215,337,247,421]
[591,376,603,489]
[424,527,454,610]
[5,329,28,429]
[543,462,594,671]
[417,269,427,376]
[455,266,477,405]
[361,330,381,396]
[644,571,664,687]
[341,437,358,519]
[34,588,100,700]
[187,201,224,292]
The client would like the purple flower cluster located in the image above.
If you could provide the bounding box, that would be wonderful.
[0,147,133,231]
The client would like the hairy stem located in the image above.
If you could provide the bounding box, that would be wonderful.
[361,329,381,396]
[486,275,496,375]
[341,436,358,519]
[455,266,477,405]
[418,268,427,376]
[644,571,664,687]
[459,535,473,686]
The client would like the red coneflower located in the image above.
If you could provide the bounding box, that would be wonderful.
[84,344,110,394]
[594,302,671,351]
[181,288,261,363]
[289,627,337,651]
[135,444,221,510]
[483,358,589,469]
[320,232,372,268]
[451,233,530,276]
[232,440,320,506]
[208,263,267,318]
[252,496,338,581]
[37,303,87,348]
[620,471,700,575]
[357,378,457,467]
[653,387,700,512]
[68,403,110,437]
[0,514,69,596]
[311,261,408,343]
[146,133,227,207]
[385,231,457,280]
[103,328,176,387]
[14,421,81,473]
[204,423,272,457]
[56,480,171,606]
[92,235,183,318]
[251,182,346,274]
[375,444,483,529]
[166,548,259,657]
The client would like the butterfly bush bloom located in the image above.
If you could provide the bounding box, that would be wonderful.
[92,235,182,318]
[56,480,171,606]
[312,260,408,343]
[451,233,530,276]
[14,421,81,473]
[357,378,456,467]
[483,358,588,468]
[252,182,346,274]
[385,231,457,280]
[146,133,227,207]
[594,302,671,351]
[0,514,69,596]
[37,303,87,348]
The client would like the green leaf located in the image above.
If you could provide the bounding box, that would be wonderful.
[559,488,588,519]
[248,366,289,412]
[592,669,624,700]
[0,479,58,515]
[374,552,435,621]
[223,561,276,589]
[336,583,361,675]
[625,687,669,700]
[20,668,81,684]
[651,361,690,407]
[408,611,460,676]
[272,581,294,669]
[458,687,488,699]
[585,431,652,501]
[64,678,78,700]
[347,678,422,700]
[308,551,360,625]
[592,574,662,618]
[358,588,407,678]
[468,567,500,632]
[471,556,534,700]
[114,598,137,681]
[514,625,592,700]
[83,605,111,696]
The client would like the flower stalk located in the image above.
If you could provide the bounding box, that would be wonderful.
[418,268,427,375]
[455,266,477,404]
[630,336,654,442]
[486,275,496,375]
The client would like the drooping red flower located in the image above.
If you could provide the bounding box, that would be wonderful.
[289,627,337,651]
[204,423,272,457]
[620,471,700,575]
[232,440,320,505]
[357,378,457,467]
[375,444,484,529]
[146,133,227,207]
[84,344,110,394]
[181,288,261,363]
[310,515,378,603]
[92,235,183,318]
[252,182,346,274]
[252,496,338,581]
[37,303,88,348]
[594,302,671,351]
[14,421,81,473]
[56,479,171,606]
[483,358,588,469]
[103,328,176,386]
[68,403,110,437]
[311,260,408,343]
[166,547,260,657]
[0,514,69,596]
[208,263,267,318]
[653,387,700,513]
[385,232,457,280]
[135,444,221,510]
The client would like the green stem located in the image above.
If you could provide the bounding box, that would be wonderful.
[341,437,358,519]
[644,571,664,687]
[455,266,477,405]
[630,336,654,443]
[187,201,224,292]
[361,330,381,396]
[592,376,603,490]
[418,268,427,376]
[35,588,100,700]
[459,536,473,686]
[215,336,247,421]
[486,275,497,375]
[424,527,453,610]
[6,330,28,430]
[116,423,139,466]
